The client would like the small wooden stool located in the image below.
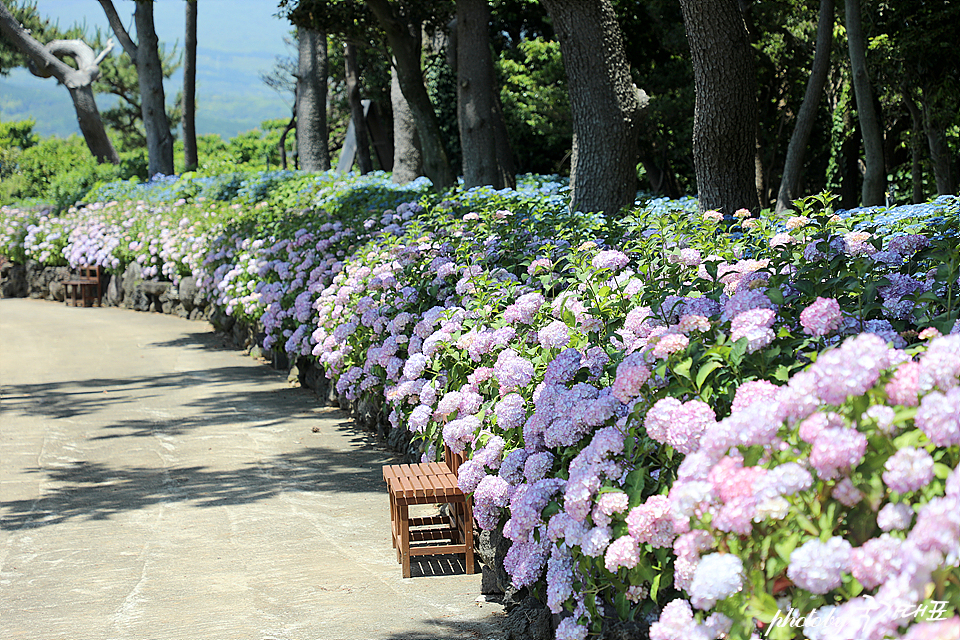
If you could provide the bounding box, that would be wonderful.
[382,446,474,578]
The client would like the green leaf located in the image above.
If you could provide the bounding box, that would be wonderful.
[794,513,820,536]
[730,337,748,367]
[674,357,693,380]
[695,360,722,390]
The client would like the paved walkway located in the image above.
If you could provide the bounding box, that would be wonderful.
[0,298,504,640]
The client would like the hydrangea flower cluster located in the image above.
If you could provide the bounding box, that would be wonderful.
[4,173,958,640]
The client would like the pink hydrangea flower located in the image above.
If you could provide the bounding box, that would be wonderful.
[611,353,651,403]
[626,495,676,548]
[915,387,960,446]
[730,307,776,353]
[851,534,903,589]
[877,501,914,531]
[887,361,921,406]
[604,535,640,572]
[689,553,743,610]
[882,447,935,493]
[651,332,690,360]
[809,427,868,479]
[538,319,571,349]
[800,297,842,337]
[650,599,713,640]
[592,249,629,271]
[788,536,852,594]
[731,380,780,413]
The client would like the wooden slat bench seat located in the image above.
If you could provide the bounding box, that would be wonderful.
[382,445,474,578]
[64,265,103,307]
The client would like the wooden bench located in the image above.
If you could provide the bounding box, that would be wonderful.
[382,445,474,578]
[64,265,103,307]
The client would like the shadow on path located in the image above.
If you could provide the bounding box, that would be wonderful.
[0,443,387,531]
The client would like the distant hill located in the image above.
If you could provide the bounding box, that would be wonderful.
[0,0,294,141]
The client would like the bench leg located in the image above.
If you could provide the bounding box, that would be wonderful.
[399,503,411,578]
[464,497,474,575]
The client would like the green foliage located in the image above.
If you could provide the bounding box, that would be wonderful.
[225,118,295,169]
[497,38,571,175]
[0,119,39,201]
[0,120,145,208]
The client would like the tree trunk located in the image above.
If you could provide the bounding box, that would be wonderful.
[279,105,296,170]
[366,0,454,191]
[777,0,834,213]
[456,0,515,189]
[296,27,330,172]
[0,3,119,164]
[678,0,760,215]
[390,63,423,184]
[920,89,958,196]
[903,91,925,203]
[183,0,198,172]
[540,0,646,216]
[845,0,885,206]
[344,42,373,174]
[133,1,174,176]
[68,84,121,164]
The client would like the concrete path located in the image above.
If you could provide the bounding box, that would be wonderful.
[0,299,504,640]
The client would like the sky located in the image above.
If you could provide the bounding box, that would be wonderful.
[1,0,296,140]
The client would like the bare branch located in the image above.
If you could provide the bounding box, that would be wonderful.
[97,0,137,59]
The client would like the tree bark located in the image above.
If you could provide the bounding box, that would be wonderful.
[296,27,330,172]
[777,0,834,213]
[134,1,174,176]
[98,0,174,176]
[344,42,373,174]
[0,3,119,164]
[903,91,925,203]
[365,0,454,191]
[540,0,646,216]
[390,63,423,184]
[183,0,198,172]
[679,0,760,215]
[845,0,885,206]
[456,0,515,189]
[279,108,296,171]
[920,88,958,196]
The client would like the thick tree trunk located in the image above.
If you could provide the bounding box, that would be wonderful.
[456,0,515,189]
[540,0,646,216]
[183,0,198,172]
[679,0,760,215]
[68,84,121,164]
[133,1,174,176]
[777,0,834,213]
[344,42,373,174]
[0,4,119,164]
[366,0,454,191]
[845,0,885,206]
[390,64,423,184]
[296,27,330,172]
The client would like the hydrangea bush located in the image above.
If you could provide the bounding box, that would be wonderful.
[2,172,958,640]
